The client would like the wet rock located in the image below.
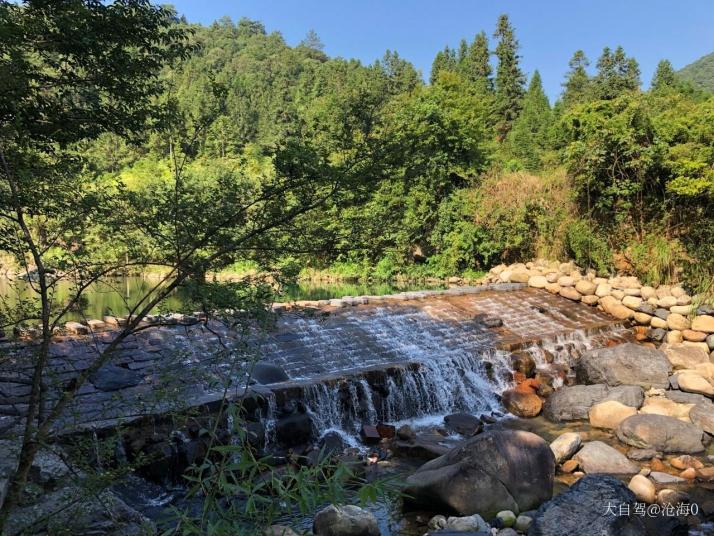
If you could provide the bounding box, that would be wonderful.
[549,432,582,463]
[396,424,416,441]
[647,328,666,342]
[528,475,645,536]
[404,430,554,517]
[543,384,609,421]
[393,433,451,460]
[89,364,142,391]
[572,441,638,474]
[252,362,289,384]
[483,316,503,328]
[616,414,705,453]
[510,352,536,377]
[576,343,671,389]
[496,510,516,527]
[313,504,379,536]
[444,413,483,436]
[599,295,633,320]
[360,425,381,444]
[275,413,313,447]
[318,431,349,456]
[501,389,542,418]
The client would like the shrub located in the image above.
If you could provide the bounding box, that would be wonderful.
[627,234,687,286]
[565,220,613,274]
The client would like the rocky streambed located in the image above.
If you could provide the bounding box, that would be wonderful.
[3,270,714,535]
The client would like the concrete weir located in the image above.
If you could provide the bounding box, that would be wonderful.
[0,283,626,446]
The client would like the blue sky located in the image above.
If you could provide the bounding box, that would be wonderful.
[169,0,714,101]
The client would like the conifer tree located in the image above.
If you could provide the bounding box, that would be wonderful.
[493,14,526,139]
[651,59,678,91]
[461,31,493,91]
[430,45,458,84]
[592,46,640,99]
[507,70,552,169]
[562,50,590,106]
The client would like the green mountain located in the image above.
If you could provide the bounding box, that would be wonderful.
[678,52,714,92]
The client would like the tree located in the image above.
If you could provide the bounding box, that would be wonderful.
[562,50,591,106]
[430,45,457,84]
[651,59,678,92]
[493,14,526,140]
[461,31,493,91]
[300,28,324,51]
[507,70,552,170]
[592,46,640,99]
[0,2,363,529]
[376,49,421,95]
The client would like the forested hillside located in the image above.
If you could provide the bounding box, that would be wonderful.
[88,15,714,289]
[679,51,714,92]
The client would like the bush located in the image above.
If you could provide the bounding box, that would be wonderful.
[627,234,687,286]
[565,220,613,274]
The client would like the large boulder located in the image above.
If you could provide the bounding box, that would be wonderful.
[616,414,705,454]
[543,384,608,421]
[313,504,379,536]
[572,441,638,474]
[528,475,645,536]
[404,430,554,518]
[502,390,542,417]
[575,343,671,389]
[588,400,637,430]
[603,385,645,408]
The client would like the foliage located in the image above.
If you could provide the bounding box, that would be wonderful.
[564,219,614,274]
[627,233,687,287]
[493,14,526,139]
[678,51,714,93]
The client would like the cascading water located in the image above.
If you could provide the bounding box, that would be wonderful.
[259,298,627,446]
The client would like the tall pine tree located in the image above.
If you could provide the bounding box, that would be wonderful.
[430,45,458,84]
[592,46,640,99]
[651,59,678,92]
[507,70,552,170]
[493,14,525,140]
[562,50,590,106]
[461,31,493,91]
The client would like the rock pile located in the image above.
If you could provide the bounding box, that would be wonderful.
[485,259,714,357]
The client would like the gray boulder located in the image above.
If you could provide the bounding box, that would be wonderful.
[543,384,608,421]
[528,475,645,536]
[313,504,379,536]
[252,361,289,384]
[89,364,142,391]
[404,430,554,518]
[576,343,671,389]
[604,385,645,409]
[616,414,705,453]
[572,441,638,474]
[689,403,714,435]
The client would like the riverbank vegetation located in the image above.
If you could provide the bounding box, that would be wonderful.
[61,13,713,291]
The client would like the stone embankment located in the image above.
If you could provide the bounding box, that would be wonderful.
[485,259,714,357]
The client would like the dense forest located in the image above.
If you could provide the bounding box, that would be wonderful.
[679,51,714,92]
[80,13,714,290]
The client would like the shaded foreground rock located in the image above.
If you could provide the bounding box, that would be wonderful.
[616,414,705,453]
[404,430,554,517]
[313,504,379,536]
[529,475,657,536]
[576,343,671,389]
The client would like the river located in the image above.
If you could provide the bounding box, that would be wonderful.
[0,276,445,323]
